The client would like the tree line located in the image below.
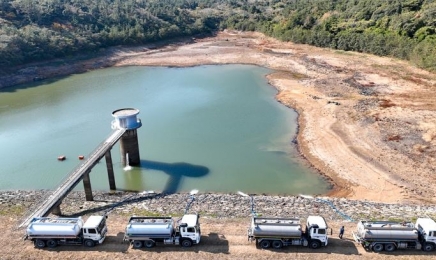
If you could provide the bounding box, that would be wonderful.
[1,0,435,71]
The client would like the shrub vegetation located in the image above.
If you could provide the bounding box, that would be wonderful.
[1,0,435,71]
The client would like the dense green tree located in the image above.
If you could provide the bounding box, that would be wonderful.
[1,0,436,71]
[411,36,436,71]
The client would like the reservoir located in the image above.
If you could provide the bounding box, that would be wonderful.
[0,65,329,195]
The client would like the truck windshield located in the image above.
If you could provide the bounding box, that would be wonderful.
[97,218,106,233]
[318,229,326,234]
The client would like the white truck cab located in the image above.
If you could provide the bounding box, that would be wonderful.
[179,214,201,245]
[82,215,108,245]
[416,218,436,251]
[306,215,329,247]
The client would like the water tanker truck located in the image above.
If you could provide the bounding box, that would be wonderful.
[238,191,329,249]
[353,218,436,252]
[123,214,201,248]
[248,216,329,249]
[25,215,107,248]
[123,189,201,248]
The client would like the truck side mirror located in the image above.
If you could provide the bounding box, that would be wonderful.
[331,228,333,235]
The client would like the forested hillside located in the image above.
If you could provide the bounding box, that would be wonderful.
[1,0,435,71]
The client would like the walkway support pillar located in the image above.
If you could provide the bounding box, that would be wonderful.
[105,150,116,190]
[51,204,62,216]
[83,171,93,201]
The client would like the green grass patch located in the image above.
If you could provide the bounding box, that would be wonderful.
[198,211,218,218]
[0,205,26,216]
[334,50,355,56]
[387,217,407,222]
[128,209,182,218]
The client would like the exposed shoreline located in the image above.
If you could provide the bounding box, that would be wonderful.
[2,190,435,222]
[1,31,435,204]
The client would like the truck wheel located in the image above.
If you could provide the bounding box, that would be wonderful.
[133,240,143,249]
[47,239,57,248]
[84,239,95,247]
[384,243,396,252]
[423,243,435,252]
[272,240,283,249]
[372,243,384,252]
[309,240,321,249]
[181,239,193,248]
[144,240,156,248]
[259,240,271,249]
[35,239,46,248]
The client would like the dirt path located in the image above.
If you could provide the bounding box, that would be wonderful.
[1,216,435,259]
[1,30,435,204]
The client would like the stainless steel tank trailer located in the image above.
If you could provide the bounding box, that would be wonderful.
[238,191,331,249]
[353,218,436,252]
[123,189,201,248]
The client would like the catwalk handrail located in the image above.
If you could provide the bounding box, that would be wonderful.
[18,128,126,229]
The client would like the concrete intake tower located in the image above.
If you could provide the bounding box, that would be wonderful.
[112,108,142,166]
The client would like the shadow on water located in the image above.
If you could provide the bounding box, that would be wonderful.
[139,160,210,194]
[63,159,209,217]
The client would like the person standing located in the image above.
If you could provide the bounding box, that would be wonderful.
[339,226,345,239]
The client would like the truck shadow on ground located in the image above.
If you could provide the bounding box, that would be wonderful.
[128,232,229,254]
[256,238,359,255]
[31,233,130,253]
[360,246,436,256]
[321,237,359,255]
[139,159,210,194]
[330,237,436,256]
